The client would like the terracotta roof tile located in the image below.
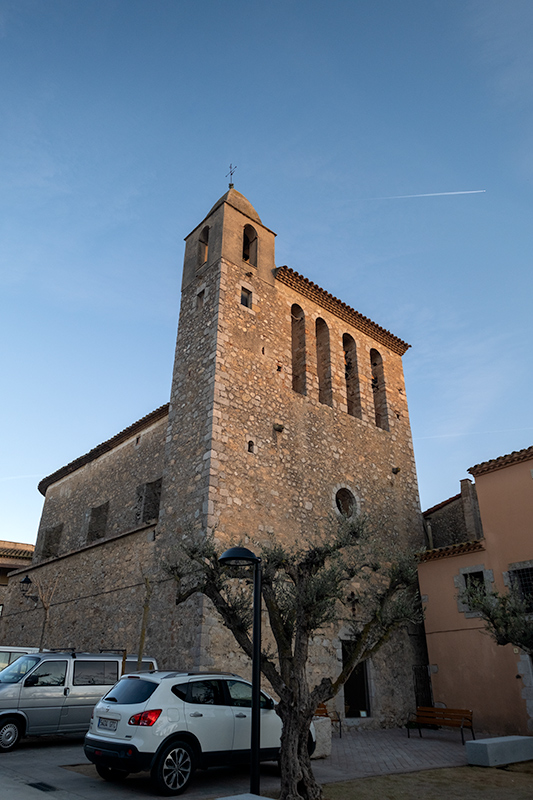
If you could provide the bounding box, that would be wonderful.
[38,404,169,496]
[0,546,34,559]
[468,444,533,477]
[418,539,485,563]
[423,493,461,516]
[275,266,410,355]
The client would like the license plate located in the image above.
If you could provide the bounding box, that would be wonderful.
[98,717,118,731]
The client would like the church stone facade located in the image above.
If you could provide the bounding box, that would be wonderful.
[1,188,424,725]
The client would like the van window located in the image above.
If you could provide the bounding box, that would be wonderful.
[73,660,118,686]
[25,661,67,687]
[0,655,40,683]
[103,677,158,705]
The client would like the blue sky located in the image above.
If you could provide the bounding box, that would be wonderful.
[1,0,531,545]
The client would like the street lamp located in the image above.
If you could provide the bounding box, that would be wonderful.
[20,575,38,603]
[219,546,262,796]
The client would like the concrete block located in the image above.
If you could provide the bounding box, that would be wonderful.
[466,736,533,766]
[311,715,332,759]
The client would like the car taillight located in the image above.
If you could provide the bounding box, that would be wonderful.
[128,709,162,726]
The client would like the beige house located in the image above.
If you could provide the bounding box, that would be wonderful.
[419,445,533,734]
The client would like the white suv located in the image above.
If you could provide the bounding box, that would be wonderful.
[85,671,310,795]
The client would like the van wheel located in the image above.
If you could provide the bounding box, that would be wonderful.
[151,740,195,795]
[95,764,129,781]
[0,718,21,752]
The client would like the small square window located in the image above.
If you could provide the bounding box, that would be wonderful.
[241,287,252,308]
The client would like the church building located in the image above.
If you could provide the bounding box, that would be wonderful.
[1,188,425,725]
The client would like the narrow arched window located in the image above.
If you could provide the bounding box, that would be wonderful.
[316,318,332,406]
[343,334,361,418]
[370,348,388,430]
[198,226,209,267]
[242,225,258,266]
[291,304,306,395]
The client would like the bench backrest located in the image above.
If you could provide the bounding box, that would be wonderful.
[416,706,473,724]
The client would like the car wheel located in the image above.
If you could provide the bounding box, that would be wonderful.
[151,740,195,796]
[0,718,22,752]
[95,764,129,782]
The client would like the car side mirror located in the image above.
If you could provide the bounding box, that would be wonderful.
[24,675,38,687]
[264,697,275,710]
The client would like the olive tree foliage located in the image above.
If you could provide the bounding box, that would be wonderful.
[166,516,422,800]
[461,583,533,657]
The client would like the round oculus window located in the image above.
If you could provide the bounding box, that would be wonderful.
[335,488,356,518]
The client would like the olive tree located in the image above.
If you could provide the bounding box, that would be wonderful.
[166,517,422,800]
[461,582,533,657]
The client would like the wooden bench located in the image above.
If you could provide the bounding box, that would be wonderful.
[407,706,475,745]
[314,703,342,738]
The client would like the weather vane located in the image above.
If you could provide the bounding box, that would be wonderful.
[226,163,237,188]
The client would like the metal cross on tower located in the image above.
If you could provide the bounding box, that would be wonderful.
[226,163,237,188]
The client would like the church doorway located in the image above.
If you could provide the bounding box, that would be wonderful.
[342,641,371,718]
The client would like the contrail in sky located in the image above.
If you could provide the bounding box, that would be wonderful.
[374,189,486,199]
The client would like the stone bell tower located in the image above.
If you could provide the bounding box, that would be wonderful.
[159,185,422,555]
[153,187,425,726]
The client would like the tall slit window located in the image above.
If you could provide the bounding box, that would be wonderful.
[291,304,306,395]
[370,348,388,430]
[316,318,332,406]
[242,225,258,266]
[343,334,361,418]
[87,501,109,543]
[197,226,209,267]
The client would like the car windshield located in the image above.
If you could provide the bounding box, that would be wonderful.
[0,655,40,683]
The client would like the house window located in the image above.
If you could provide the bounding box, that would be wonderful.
[370,348,388,430]
[455,565,493,617]
[316,318,332,406]
[197,226,209,267]
[87,502,109,543]
[136,478,162,525]
[291,304,306,395]
[196,289,205,310]
[242,225,257,266]
[241,287,252,308]
[510,567,533,612]
[343,333,361,418]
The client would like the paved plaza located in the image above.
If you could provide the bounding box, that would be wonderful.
[0,727,469,800]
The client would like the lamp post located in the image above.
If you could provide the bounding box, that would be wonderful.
[20,575,38,604]
[218,546,262,796]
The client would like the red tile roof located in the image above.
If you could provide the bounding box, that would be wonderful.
[418,539,485,562]
[0,545,34,560]
[469,444,533,477]
[423,493,461,517]
[38,404,169,496]
[275,266,410,355]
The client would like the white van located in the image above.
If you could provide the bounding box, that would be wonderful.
[0,651,157,752]
[0,646,40,671]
